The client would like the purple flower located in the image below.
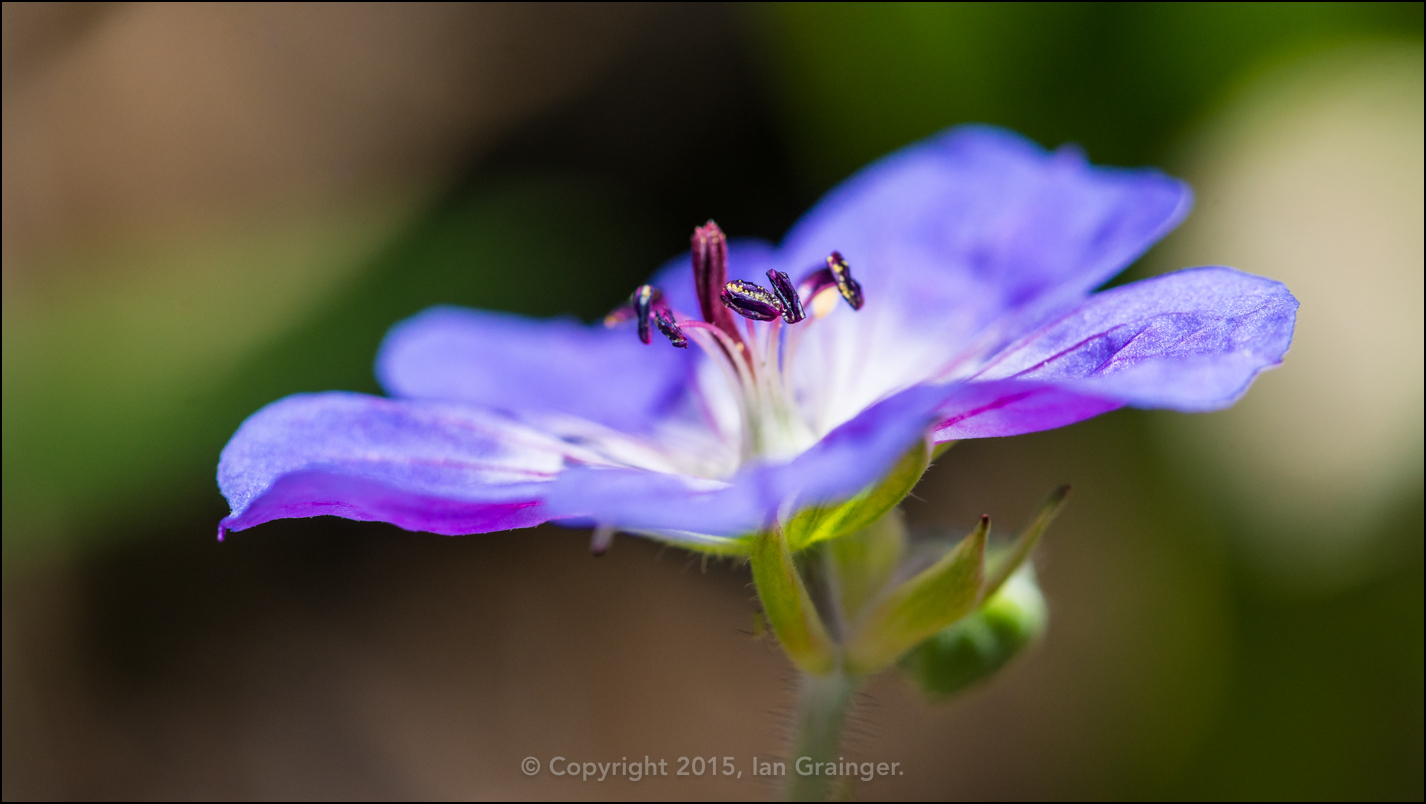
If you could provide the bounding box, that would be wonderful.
[217,126,1297,550]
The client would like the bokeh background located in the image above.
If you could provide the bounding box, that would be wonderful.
[3,3,1421,799]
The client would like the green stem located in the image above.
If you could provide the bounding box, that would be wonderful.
[786,671,858,802]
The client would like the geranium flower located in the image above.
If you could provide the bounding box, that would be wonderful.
[216,126,1297,553]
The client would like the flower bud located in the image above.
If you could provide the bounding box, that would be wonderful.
[898,564,1047,698]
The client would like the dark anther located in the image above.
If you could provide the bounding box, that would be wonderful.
[766,269,805,324]
[692,221,741,338]
[795,252,863,314]
[633,284,657,344]
[654,309,687,348]
[721,279,783,321]
[827,251,864,310]
[605,285,666,336]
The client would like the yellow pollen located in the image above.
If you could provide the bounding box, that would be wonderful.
[810,287,841,320]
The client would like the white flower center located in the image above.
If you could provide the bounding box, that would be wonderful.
[681,307,831,462]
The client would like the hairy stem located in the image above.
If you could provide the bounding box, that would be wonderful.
[786,671,858,802]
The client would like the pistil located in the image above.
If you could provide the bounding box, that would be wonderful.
[607,224,868,462]
[691,221,744,346]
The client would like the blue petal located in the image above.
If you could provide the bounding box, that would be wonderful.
[218,392,567,536]
[543,385,951,537]
[376,306,693,433]
[974,266,1299,411]
[738,125,1194,426]
[781,125,1191,326]
[929,380,1124,441]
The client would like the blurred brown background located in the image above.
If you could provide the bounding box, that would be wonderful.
[3,3,1421,800]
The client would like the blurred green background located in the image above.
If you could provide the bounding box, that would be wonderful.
[3,3,1421,799]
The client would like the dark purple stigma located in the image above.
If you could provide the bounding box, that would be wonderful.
[692,221,742,338]
[721,279,784,321]
[827,251,863,310]
[654,309,687,348]
[766,269,805,323]
[633,284,657,344]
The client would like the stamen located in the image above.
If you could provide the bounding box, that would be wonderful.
[827,251,864,310]
[611,225,836,461]
[682,321,758,457]
[654,309,688,348]
[766,269,805,323]
[633,284,657,344]
[721,279,783,321]
[606,285,666,335]
[797,252,865,316]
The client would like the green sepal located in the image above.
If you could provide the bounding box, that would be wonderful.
[823,509,906,622]
[930,439,957,460]
[982,485,1069,599]
[783,439,931,552]
[750,527,837,675]
[898,563,1047,698]
[626,530,754,558]
[842,515,988,676]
